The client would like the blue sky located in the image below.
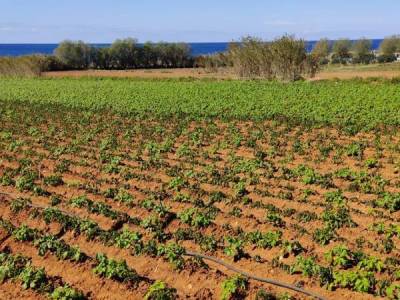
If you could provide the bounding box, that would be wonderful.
[0,0,399,43]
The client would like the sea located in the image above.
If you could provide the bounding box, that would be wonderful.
[0,40,384,57]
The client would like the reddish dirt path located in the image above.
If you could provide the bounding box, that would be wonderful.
[43,67,400,80]
[43,68,231,79]
[312,70,400,80]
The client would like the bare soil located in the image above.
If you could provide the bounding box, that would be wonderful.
[43,64,400,80]
[0,111,398,299]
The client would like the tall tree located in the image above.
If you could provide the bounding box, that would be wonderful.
[312,38,330,60]
[380,35,400,56]
[54,40,92,69]
[109,38,139,69]
[352,38,373,64]
[332,39,352,58]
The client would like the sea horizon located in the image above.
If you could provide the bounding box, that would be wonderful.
[0,39,385,57]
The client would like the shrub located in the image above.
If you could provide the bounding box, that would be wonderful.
[226,35,316,81]
[377,54,397,63]
[0,55,45,77]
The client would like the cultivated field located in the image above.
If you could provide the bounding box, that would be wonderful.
[0,78,400,299]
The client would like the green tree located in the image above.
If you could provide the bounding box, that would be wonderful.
[312,38,331,62]
[379,35,400,56]
[141,42,158,68]
[109,38,139,69]
[54,40,93,69]
[332,39,352,63]
[92,48,112,69]
[352,38,373,64]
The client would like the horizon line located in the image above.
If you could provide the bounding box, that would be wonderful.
[0,38,387,45]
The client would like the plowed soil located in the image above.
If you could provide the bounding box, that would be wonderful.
[0,105,399,299]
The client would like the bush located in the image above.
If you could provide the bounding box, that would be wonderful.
[352,54,375,64]
[195,53,229,72]
[41,56,67,71]
[270,35,308,81]
[227,36,273,79]
[226,35,316,81]
[0,56,45,77]
[377,54,397,63]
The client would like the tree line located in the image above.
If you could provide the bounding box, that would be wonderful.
[32,35,400,75]
[310,35,400,64]
[51,38,193,70]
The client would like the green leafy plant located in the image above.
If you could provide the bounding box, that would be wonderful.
[329,270,375,293]
[157,243,185,270]
[325,245,357,269]
[221,275,248,300]
[313,227,335,245]
[373,193,400,212]
[246,231,282,249]
[115,229,142,250]
[144,280,177,300]
[19,265,48,291]
[13,225,37,242]
[224,237,245,261]
[44,174,64,186]
[93,253,138,283]
[50,285,86,300]
[289,256,320,277]
[266,211,285,227]
[178,208,214,228]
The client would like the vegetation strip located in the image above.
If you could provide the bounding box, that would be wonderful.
[0,251,86,299]
[1,77,400,132]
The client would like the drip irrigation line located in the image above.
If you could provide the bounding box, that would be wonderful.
[185,251,326,300]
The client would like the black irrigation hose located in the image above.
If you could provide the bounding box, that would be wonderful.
[0,192,325,299]
[0,192,78,218]
[185,251,326,300]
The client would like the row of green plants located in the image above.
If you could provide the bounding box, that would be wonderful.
[0,217,179,299]
[274,244,400,298]
[2,77,400,132]
[0,250,86,300]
